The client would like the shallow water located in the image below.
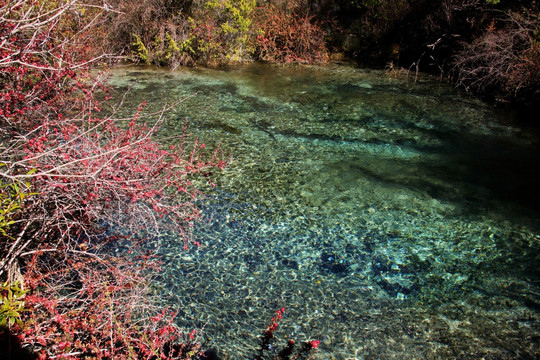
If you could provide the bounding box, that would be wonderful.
[106,63,540,359]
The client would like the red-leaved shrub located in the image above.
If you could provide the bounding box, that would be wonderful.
[1,1,223,358]
[253,0,329,64]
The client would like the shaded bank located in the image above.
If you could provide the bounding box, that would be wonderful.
[325,0,539,114]
[101,0,539,113]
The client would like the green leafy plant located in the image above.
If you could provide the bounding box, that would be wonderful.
[0,167,37,239]
[132,34,151,64]
[0,281,29,328]
[0,190,19,239]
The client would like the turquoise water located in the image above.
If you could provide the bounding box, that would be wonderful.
[106,63,540,359]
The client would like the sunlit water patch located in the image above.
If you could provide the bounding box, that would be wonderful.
[106,63,540,359]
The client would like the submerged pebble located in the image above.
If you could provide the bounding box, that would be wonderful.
[108,63,540,360]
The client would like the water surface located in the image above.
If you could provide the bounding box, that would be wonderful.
[107,63,540,359]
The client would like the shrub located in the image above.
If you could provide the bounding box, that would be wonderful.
[18,251,203,360]
[452,10,540,105]
[104,0,195,61]
[1,1,223,358]
[0,0,225,280]
[108,0,331,66]
[170,0,257,66]
[253,0,329,64]
[115,0,257,67]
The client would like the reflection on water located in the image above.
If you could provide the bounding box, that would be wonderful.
[107,63,540,359]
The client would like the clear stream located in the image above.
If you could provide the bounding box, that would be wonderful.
[106,63,540,359]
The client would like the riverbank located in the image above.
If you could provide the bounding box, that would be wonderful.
[103,0,539,112]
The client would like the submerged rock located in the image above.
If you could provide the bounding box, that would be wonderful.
[320,251,349,275]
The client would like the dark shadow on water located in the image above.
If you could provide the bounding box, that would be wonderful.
[425,130,540,221]
[197,348,221,360]
[344,123,540,225]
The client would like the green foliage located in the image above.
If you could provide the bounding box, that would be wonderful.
[129,0,258,66]
[0,167,37,238]
[113,0,335,66]
[132,31,198,66]
[167,33,195,57]
[348,0,380,9]
[161,33,195,62]
[132,34,151,64]
[203,0,257,62]
[205,0,255,34]
[0,281,29,328]
[0,189,20,239]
